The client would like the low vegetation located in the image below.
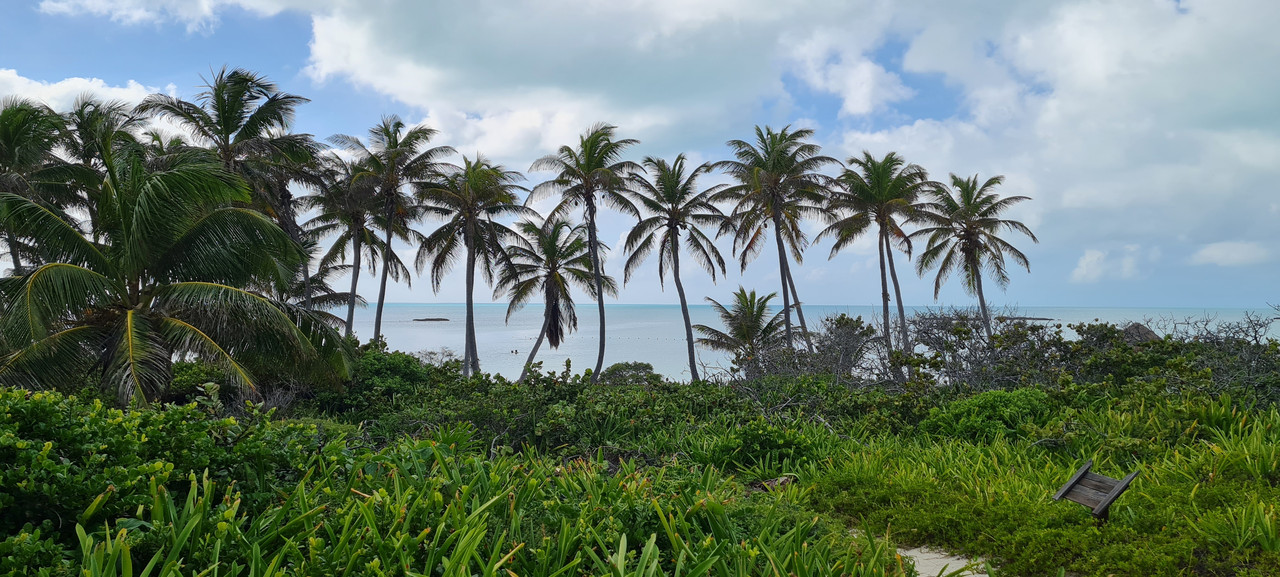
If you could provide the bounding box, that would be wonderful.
[3,315,1279,576]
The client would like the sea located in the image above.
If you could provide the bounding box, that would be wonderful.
[346,304,1274,380]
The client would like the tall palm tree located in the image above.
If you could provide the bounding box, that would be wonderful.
[911,174,1038,339]
[0,135,349,404]
[496,218,615,383]
[138,69,320,306]
[713,125,837,352]
[529,123,638,383]
[331,116,454,342]
[416,155,534,376]
[692,287,790,376]
[822,151,933,356]
[623,154,727,381]
[0,98,71,273]
[303,155,388,338]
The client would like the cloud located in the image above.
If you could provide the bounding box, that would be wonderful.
[37,0,302,30]
[1189,242,1270,267]
[1069,245,1155,284]
[23,0,1280,306]
[0,68,166,110]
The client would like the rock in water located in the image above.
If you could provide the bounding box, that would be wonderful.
[1123,322,1160,344]
[413,317,449,322]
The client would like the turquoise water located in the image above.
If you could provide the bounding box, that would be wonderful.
[348,304,1271,380]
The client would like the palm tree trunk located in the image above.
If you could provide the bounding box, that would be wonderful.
[877,227,894,352]
[585,201,607,384]
[973,257,993,341]
[785,268,816,353]
[372,205,393,343]
[345,233,362,339]
[669,231,700,382]
[878,228,904,383]
[771,215,794,346]
[463,236,479,377]
[278,183,312,309]
[6,233,22,274]
[884,238,911,354]
[519,311,550,383]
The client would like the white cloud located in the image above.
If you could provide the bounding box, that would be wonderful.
[23,0,1280,306]
[1069,245,1154,284]
[1070,249,1108,284]
[37,0,302,30]
[0,68,164,110]
[1189,242,1270,267]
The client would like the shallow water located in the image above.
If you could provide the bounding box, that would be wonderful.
[346,303,1271,380]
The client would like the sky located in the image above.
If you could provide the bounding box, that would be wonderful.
[1,0,1277,309]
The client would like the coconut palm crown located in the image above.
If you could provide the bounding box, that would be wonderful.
[0,136,350,404]
[330,115,455,342]
[624,154,727,381]
[693,287,791,376]
[911,173,1037,339]
[821,151,935,359]
[416,155,535,376]
[496,218,616,382]
[528,122,639,383]
[712,125,837,351]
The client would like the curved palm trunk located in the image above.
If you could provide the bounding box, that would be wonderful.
[463,236,479,376]
[6,233,22,273]
[372,202,394,343]
[585,201,607,384]
[669,230,700,382]
[278,183,312,309]
[785,268,816,353]
[884,239,911,355]
[875,226,896,360]
[771,214,794,346]
[972,255,993,341]
[345,233,362,339]
[519,310,550,383]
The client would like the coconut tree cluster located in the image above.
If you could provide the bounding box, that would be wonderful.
[0,67,1039,397]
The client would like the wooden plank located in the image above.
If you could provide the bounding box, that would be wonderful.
[1064,484,1108,509]
[1093,470,1139,516]
[1053,460,1093,501]
[1077,473,1118,493]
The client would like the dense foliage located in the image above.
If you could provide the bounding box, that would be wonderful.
[3,317,1279,576]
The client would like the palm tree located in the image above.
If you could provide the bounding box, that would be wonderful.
[138,69,320,307]
[529,123,638,383]
[0,98,71,274]
[0,135,349,404]
[623,154,727,381]
[416,155,534,376]
[692,287,790,376]
[60,98,142,242]
[331,116,454,342]
[496,218,615,383]
[137,67,314,179]
[911,173,1038,340]
[303,155,387,338]
[713,125,837,352]
[822,151,933,356]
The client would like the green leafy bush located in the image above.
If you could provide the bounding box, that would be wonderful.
[920,388,1053,442]
[0,388,324,575]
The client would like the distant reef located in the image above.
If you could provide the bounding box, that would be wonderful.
[413,317,450,322]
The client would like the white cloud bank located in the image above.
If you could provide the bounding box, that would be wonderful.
[1189,242,1270,267]
[21,0,1280,305]
[0,68,167,110]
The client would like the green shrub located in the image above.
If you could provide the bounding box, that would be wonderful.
[0,388,324,568]
[598,361,664,387]
[920,388,1053,442]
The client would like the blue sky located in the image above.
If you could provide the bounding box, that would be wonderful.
[2,0,1277,309]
